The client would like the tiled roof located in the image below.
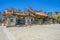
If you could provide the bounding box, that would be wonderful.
[36,12,48,16]
[16,11,25,16]
[28,8,34,12]
[4,9,25,16]
[52,12,57,18]
[4,9,13,15]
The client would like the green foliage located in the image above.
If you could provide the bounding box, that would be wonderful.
[57,14,60,22]
[38,19,42,24]
[47,18,50,23]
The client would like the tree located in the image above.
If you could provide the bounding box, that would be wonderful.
[57,14,60,23]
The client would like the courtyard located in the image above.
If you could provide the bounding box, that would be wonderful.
[0,24,60,40]
[8,24,60,40]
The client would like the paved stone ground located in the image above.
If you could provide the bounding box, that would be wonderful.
[0,29,7,40]
[7,24,60,40]
[0,26,16,40]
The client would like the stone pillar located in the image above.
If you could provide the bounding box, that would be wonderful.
[29,17,31,25]
[25,17,28,25]
[33,18,34,22]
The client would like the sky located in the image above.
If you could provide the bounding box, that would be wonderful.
[0,0,60,12]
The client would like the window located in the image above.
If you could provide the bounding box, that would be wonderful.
[10,19,13,22]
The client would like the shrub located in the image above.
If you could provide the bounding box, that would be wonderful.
[38,19,42,24]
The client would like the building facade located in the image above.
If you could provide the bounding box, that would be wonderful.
[2,8,54,26]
